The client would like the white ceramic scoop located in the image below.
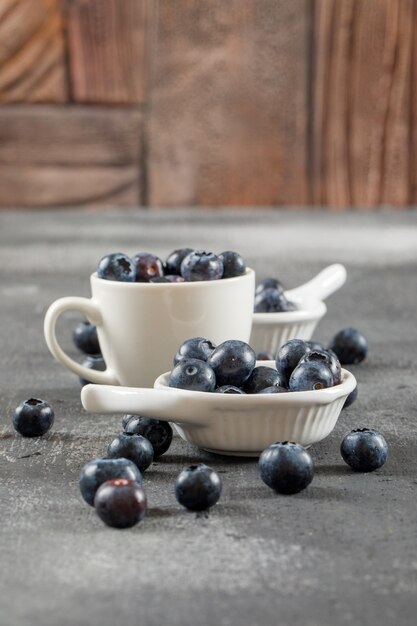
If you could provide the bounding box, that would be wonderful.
[250,264,347,354]
[81,362,356,457]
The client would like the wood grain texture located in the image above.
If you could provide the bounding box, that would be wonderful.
[148,0,309,207]
[0,0,67,102]
[0,106,142,207]
[65,0,149,103]
[312,0,414,207]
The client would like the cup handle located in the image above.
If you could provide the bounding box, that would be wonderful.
[43,296,119,385]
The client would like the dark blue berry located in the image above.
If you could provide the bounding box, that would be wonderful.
[169,358,216,392]
[275,339,312,385]
[73,321,100,355]
[289,360,334,391]
[243,366,285,394]
[299,349,342,385]
[79,457,141,506]
[259,442,314,494]
[256,351,274,361]
[12,398,54,437]
[124,416,173,458]
[107,433,154,472]
[218,251,246,278]
[255,277,284,296]
[343,385,358,409]
[340,428,388,472]
[215,385,246,394]
[133,252,164,282]
[165,248,194,275]
[175,464,222,511]
[258,386,288,394]
[329,327,368,365]
[79,355,106,386]
[94,479,147,528]
[181,250,224,282]
[173,337,216,365]
[254,288,297,313]
[207,340,256,387]
[97,253,135,282]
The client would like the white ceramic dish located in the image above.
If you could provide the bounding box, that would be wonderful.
[250,264,347,354]
[81,362,356,457]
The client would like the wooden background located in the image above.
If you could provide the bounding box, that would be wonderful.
[0,0,416,209]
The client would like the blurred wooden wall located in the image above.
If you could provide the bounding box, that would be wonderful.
[0,0,416,208]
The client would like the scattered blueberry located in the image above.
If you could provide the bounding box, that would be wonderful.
[169,358,216,392]
[79,355,106,386]
[275,339,312,385]
[289,360,334,391]
[299,349,342,385]
[94,479,147,529]
[255,278,284,296]
[207,340,256,387]
[165,248,194,275]
[107,433,154,472]
[12,398,54,437]
[340,429,388,472]
[79,457,141,506]
[124,416,173,458]
[256,351,274,361]
[343,385,358,409]
[173,337,216,365]
[181,250,224,282]
[259,442,314,494]
[258,386,288,394]
[73,321,100,355]
[329,328,368,365]
[175,464,222,511]
[243,366,285,394]
[133,252,164,282]
[254,288,297,313]
[97,253,135,282]
[215,385,246,394]
[218,251,246,278]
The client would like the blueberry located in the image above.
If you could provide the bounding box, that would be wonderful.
[329,328,368,365]
[259,442,314,494]
[173,337,216,365]
[215,385,246,394]
[124,416,173,458]
[169,358,216,392]
[256,351,274,361]
[255,278,284,296]
[254,288,297,313]
[343,385,358,409]
[97,253,135,282]
[299,349,342,385]
[340,428,388,472]
[175,464,222,511]
[165,248,194,275]
[79,355,106,386]
[94,479,147,529]
[73,321,100,355]
[150,275,185,283]
[207,340,256,387]
[12,398,54,437]
[243,366,285,394]
[107,433,154,472]
[258,386,288,394]
[275,339,312,385]
[133,252,164,282]
[181,250,224,282]
[289,360,334,391]
[79,457,141,506]
[218,251,246,278]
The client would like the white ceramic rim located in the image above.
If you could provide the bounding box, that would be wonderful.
[91,267,254,288]
[252,299,327,325]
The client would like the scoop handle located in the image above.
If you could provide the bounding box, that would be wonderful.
[285,264,346,302]
[81,384,201,425]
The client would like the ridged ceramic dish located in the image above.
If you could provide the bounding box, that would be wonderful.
[81,363,356,457]
[250,264,347,355]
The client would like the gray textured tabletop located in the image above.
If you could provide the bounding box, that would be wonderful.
[1,209,417,626]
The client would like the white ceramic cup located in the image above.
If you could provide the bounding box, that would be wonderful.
[44,269,255,388]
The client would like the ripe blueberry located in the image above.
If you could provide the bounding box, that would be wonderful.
[79,457,141,506]
[124,416,173,458]
[254,288,296,313]
[94,479,147,529]
[289,360,334,391]
[218,251,246,278]
[165,248,194,275]
[107,433,154,472]
[175,464,222,511]
[207,340,256,387]
[275,339,312,385]
[299,349,342,385]
[97,253,135,282]
[173,337,216,365]
[73,321,100,355]
[329,328,368,365]
[343,385,358,409]
[169,358,216,392]
[181,250,223,282]
[259,442,314,494]
[132,252,164,282]
[12,398,54,437]
[340,428,388,472]
[243,366,285,394]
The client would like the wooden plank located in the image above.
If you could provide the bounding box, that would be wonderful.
[312,0,413,207]
[148,0,309,207]
[0,0,67,102]
[0,106,142,207]
[65,0,148,104]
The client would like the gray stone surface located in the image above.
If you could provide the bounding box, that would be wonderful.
[1,209,417,626]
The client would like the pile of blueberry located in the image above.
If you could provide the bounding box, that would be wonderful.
[254,276,297,313]
[96,248,247,283]
[169,337,342,394]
